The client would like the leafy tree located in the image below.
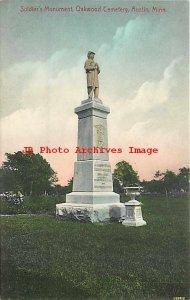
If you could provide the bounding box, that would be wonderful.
[54,178,73,195]
[54,184,66,195]
[154,169,178,197]
[177,167,189,192]
[113,177,123,194]
[66,177,73,193]
[154,170,175,196]
[142,179,164,194]
[0,168,6,193]
[113,161,139,192]
[154,170,164,179]
[1,151,58,195]
[162,170,177,197]
[145,167,189,197]
[0,165,22,193]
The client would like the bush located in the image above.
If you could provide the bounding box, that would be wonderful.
[0,195,66,215]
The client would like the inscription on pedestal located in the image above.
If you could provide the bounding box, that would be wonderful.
[93,162,113,190]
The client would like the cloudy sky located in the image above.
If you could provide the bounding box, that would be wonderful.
[0,0,189,185]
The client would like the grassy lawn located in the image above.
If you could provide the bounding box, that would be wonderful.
[1,196,189,300]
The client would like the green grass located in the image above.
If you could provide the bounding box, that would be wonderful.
[1,196,189,300]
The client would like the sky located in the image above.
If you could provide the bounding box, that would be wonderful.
[0,0,189,185]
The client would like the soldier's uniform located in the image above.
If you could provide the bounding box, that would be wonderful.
[84,51,100,98]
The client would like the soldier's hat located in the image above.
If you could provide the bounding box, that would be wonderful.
[87,51,95,57]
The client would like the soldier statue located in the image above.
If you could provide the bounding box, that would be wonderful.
[84,51,100,99]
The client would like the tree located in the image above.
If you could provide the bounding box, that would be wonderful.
[54,184,66,195]
[177,167,189,192]
[154,169,177,197]
[1,151,58,195]
[113,161,139,192]
[66,177,73,193]
[143,167,189,197]
[154,170,164,179]
[113,177,123,194]
[162,170,177,196]
[142,179,164,194]
[53,178,73,195]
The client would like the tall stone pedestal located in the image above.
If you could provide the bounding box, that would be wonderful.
[56,98,125,223]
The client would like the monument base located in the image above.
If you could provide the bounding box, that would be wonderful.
[122,219,147,227]
[66,191,120,204]
[56,202,125,223]
[122,200,147,227]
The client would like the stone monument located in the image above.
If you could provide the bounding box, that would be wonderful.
[56,51,125,222]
